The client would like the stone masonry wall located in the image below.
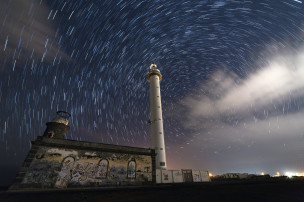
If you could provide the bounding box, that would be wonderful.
[20,146,153,188]
[10,137,155,190]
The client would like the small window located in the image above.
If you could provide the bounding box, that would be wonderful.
[160,162,165,166]
[56,156,75,187]
[96,159,109,179]
[127,160,136,179]
[48,130,54,138]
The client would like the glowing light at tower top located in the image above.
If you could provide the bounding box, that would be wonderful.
[147,63,162,82]
[150,63,157,70]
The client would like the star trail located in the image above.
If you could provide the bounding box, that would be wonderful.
[1,0,304,185]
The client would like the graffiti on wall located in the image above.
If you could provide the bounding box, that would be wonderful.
[71,161,97,183]
[109,165,127,180]
[193,173,201,182]
[23,146,152,188]
[22,161,61,187]
[174,171,182,177]
[55,156,75,188]
[56,159,106,187]
[172,170,183,183]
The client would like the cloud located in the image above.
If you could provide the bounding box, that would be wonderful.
[173,47,304,174]
[181,50,304,128]
[0,0,69,71]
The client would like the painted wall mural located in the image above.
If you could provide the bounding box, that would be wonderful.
[110,165,127,180]
[172,170,183,183]
[55,156,75,188]
[22,160,61,187]
[21,146,152,188]
[193,173,201,182]
[161,170,173,183]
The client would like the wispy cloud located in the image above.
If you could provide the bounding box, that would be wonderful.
[173,47,304,173]
[181,50,304,128]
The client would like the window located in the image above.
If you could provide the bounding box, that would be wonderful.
[47,130,54,138]
[127,159,136,179]
[55,156,75,187]
[61,156,75,169]
[96,159,109,179]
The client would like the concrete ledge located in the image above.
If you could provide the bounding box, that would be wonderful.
[34,136,155,156]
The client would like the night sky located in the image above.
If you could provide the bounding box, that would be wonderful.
[1,0,304,186]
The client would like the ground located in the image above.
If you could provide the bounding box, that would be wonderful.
[1,180,304,202]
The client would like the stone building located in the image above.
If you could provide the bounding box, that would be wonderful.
[9,111,155,190]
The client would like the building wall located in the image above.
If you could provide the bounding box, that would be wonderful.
[200,171,211,182]
[192,170,202,182]
[221,173,249,180]
[161,170,173,183]
[172,170,183,183]
[21,146,153,188]
[238,173,249,179]
[156,169,210,183]
[156,169,162,183]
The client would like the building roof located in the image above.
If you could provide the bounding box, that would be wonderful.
[33,136,155,156]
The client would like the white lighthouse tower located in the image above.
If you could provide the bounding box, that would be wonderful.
[147,63,167,169]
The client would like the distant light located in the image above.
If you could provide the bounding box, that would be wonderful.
[284,171,304,178]
[285,172,294,178]
[150,63,157,70]
[209,172,213,177]
[276,172,281,176]
[261,172,265,176]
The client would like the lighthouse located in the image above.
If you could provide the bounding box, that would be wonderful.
[147,63,167,169]
[43,111,71,139]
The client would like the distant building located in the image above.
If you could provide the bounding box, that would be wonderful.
[211,173,250,181]
[222,173,249,179]
[155,169,210,184]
